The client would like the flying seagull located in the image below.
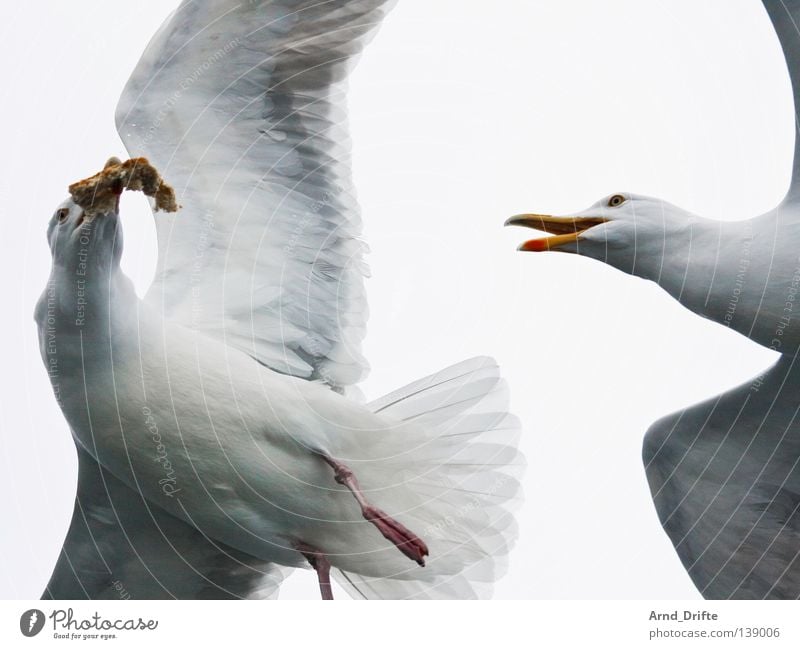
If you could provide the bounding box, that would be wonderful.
[507,0,800,599]
[36,0,523,599]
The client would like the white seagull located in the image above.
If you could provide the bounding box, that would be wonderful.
[36,0,523,599]
[507,0,800,599]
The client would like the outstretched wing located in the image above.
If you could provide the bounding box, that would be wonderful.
[116,0,396,387]
[643,355,800,599]
[763,0,800,203]
[45,444,287,599]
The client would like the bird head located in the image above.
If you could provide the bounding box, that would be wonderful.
[506,192,700,279]
[46,158,125,274]
[46,156,177,273]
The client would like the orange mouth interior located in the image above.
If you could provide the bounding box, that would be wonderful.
[505,214,607,251]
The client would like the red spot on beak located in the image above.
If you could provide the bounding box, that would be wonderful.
[518,239,550,252]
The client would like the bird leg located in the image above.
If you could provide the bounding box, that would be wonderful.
[295,542,333,600]
[321,455,429,567]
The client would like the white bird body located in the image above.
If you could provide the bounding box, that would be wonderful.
[697,209,800,354]
[38,207,520,588]
[37,0,524,599]
[573,200,800,354]
[45,282,403,572]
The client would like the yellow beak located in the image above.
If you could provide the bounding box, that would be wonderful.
[505,214,607,251]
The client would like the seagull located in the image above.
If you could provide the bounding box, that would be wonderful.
[507,0,800,599]
[36,0,523,600]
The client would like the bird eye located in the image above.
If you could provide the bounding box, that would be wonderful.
[608,194,626,207]
[56,207,70,223]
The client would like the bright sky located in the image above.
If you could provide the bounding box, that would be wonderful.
[0,0,789,598]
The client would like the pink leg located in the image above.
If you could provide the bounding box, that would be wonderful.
[295,543,334,600]
[321,455,429,567]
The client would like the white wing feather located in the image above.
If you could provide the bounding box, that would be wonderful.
[116,0,396,387]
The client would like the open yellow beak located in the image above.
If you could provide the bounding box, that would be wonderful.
[505,214,607,251]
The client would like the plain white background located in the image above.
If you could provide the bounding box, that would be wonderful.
[0,0,792,599]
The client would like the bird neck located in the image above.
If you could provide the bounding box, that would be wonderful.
[646,217,763,340]
[35,261,140,367]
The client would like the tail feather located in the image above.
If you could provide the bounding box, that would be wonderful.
[334,357,525,599]
[369,356,500,414]
[334,568,485,600]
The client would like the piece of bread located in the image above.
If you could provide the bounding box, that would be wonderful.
[68,157,178,216]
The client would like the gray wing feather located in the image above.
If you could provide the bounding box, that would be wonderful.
[642,0,800,599]
[44,444,287,599]
[644,354,800,599]
[116,0,396,387]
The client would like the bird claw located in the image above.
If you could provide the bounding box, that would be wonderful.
[322,455,429,567]
[363,505,429,567]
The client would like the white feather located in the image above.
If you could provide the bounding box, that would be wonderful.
[116,0,397,386]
